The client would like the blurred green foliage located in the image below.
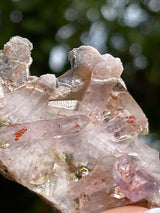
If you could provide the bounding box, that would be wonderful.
[0,0,160,212]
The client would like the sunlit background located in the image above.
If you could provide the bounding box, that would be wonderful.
[0,0,160,212]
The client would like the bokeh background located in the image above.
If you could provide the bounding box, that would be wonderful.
[0,0,160,212]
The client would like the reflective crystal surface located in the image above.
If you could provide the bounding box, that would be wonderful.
[0,37,160,213]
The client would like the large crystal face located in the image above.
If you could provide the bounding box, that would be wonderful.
[0,36,160,213]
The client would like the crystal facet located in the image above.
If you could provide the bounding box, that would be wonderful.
[0,36,159,213]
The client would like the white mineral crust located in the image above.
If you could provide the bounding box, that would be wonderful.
[0,36,160,213]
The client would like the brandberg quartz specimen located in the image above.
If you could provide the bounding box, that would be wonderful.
[0,36,160,213]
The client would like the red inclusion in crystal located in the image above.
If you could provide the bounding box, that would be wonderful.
[74,123,80,128]
[14,127,27,141]
[126,116,136,124]
[57,123,61,128]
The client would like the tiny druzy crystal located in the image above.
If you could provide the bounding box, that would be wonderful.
[0,36,160,213]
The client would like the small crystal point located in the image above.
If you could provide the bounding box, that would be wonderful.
[0,37,159,213]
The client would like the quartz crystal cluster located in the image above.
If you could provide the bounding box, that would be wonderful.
[0,36,160,213]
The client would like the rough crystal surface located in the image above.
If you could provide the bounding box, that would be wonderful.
[0,36,160,213]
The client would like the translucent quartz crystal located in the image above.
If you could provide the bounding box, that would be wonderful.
[0,36,160,213]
